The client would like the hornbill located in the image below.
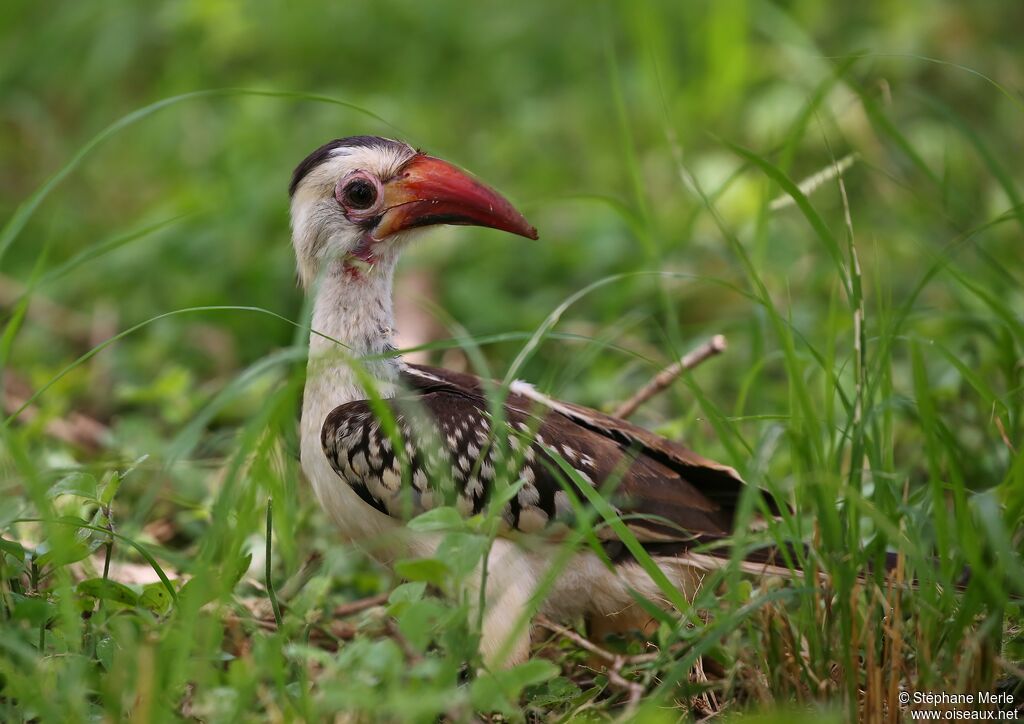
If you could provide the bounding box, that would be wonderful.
[290,136,789,667]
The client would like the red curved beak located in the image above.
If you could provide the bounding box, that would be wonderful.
[372,154,538,241]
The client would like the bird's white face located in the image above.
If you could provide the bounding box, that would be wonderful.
[288,136,537,287]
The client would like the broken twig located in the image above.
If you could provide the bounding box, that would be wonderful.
[613,335,727,419]
[332,592,389,618]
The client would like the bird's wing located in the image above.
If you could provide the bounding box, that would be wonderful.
[319,364,752,542]
[405,363,747,511]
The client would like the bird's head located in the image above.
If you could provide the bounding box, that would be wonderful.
[288,136,538,287]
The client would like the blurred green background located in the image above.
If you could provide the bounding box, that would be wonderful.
[2,0,1022,719]
[3,0,1022,597]
[3,0,1021,419]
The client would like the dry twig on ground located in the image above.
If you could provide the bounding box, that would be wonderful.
[535,614,649,717]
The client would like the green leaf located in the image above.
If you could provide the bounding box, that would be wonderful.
[47,473,99,501]
[287,575,331,619]
[503,659,560,687]
[229,552,253,588]
[394,557,450,586]
[179,555,249,608]
[481,477,526,516]
[395,598,448,651]
[436,533,489,578]
[9,593,56,626]
[13,516,177,604]
[527,675,583,707]
[35,537,96,568]
[407,507,467,533]
[471,659,559,714]
[140,581,174,614]
[0,537,26,561]
[388,581,427,605]
[77,578,139,606]
[178,574,219,608]
[0,502,26,530]
[95,636,116,671]
[98,471,123,507]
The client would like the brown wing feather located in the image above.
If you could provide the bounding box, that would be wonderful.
[323,366,934,586]
[400,364,753,539]
[319,367,745,541]
[405,364,741,479]
[323,388,733,538]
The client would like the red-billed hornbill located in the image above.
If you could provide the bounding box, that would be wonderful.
[290,136,785,666]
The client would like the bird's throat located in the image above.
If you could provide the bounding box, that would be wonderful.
[299,256,406,546]
[305,257,401,411]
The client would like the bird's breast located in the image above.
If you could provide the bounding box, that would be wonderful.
[300,367,401,546]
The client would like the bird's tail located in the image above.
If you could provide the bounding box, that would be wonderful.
[602,537,973,591]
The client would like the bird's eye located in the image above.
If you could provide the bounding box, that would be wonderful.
[342,179,377,209]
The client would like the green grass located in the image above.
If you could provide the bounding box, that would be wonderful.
[2,0,1023,720]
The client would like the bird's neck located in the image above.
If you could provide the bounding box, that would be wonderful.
[305,256,402,413]
[299,254,406,546]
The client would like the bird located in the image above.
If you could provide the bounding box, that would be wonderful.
[289,135,788,667]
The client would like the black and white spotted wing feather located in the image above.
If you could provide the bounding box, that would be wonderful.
[321,365,757,543]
